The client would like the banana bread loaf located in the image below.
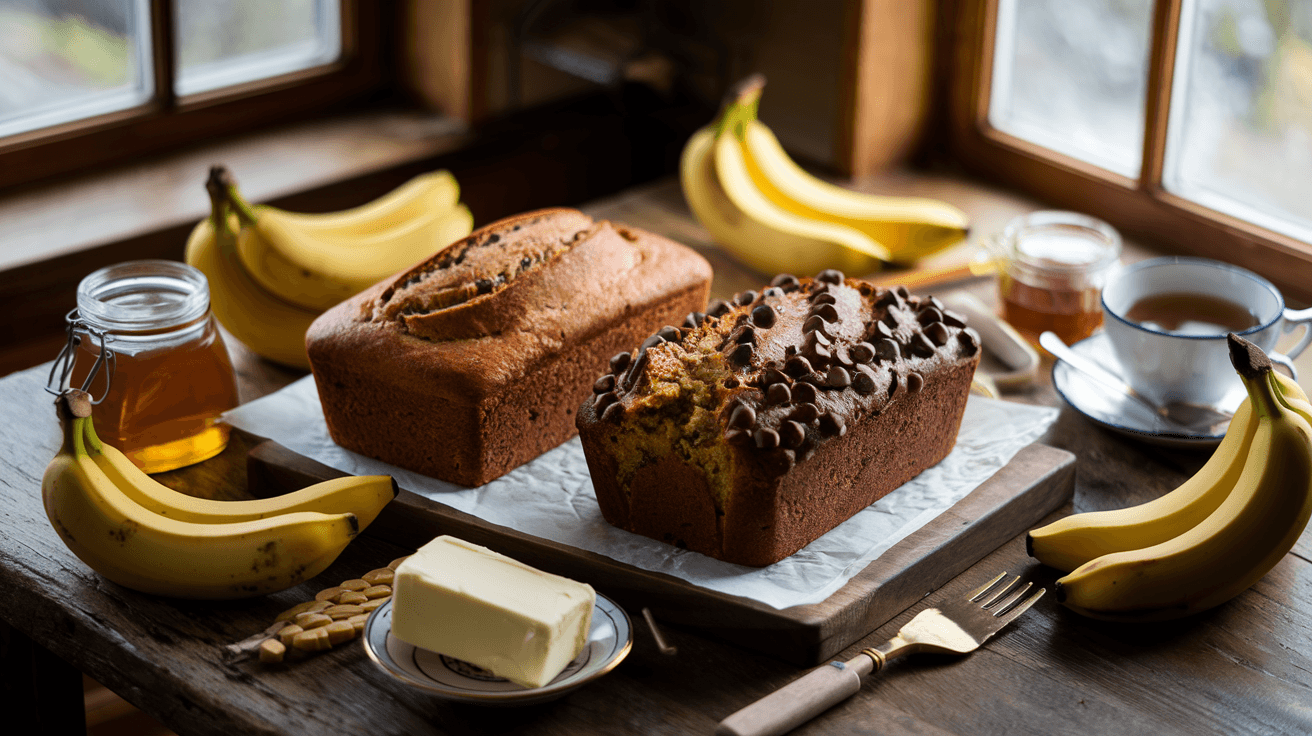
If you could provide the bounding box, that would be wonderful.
[306,208,712,486]
[575,270,981,566]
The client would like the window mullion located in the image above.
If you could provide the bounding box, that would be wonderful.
[1140,0,1184,193]
[149,0,178,110]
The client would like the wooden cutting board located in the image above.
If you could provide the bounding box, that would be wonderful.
[246,437,1074,666]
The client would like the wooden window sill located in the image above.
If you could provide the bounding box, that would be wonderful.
[0,109,470,275]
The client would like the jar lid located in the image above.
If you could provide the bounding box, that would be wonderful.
[76,260,210,334]
[1005,211,1122,274]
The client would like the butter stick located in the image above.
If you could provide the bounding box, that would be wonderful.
[391,536,595,689]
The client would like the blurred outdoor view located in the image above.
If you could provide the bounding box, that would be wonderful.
[1166,0,1312,243]
[991,0,1312,242]
[0,0,150,138]
[0,0,339,137]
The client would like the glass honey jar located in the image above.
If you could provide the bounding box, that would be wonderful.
[67,260,239,473]
[987,211,1122,346]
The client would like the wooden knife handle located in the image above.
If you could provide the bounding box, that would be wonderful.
[716,656,873,736]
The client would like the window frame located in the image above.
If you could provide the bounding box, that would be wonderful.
[943,0,1312,304]
[0,0,390,193]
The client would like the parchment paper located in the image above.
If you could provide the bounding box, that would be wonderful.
[223,376,1057,610]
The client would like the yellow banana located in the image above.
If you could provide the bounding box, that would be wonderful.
[184,168,319,370]
[225,178,473,311]
[269,170,459,235]
[682,122,888,277]
[1028,372,1309,573]
[82,420,396,528]
[42,393,359,599]
[728,78,968,263]
[1054,334,1312,621]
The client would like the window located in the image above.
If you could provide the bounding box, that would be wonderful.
[948,0,1312,304]
[0,0,385,191]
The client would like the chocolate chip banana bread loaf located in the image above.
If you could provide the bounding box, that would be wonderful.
[576,270,981,566]
[306,208,712,486]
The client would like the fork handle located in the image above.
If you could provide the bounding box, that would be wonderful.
[715,654,877,736]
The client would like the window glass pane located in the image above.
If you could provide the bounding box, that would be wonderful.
[1164,0,1312,243]
[0,0,152,138]
[989,0,1155,177]
[174,0,340,96]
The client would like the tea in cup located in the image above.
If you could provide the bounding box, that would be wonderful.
[1101,257,1312,411]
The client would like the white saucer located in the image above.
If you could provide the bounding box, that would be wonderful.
[362,593,632,707]
[1051,332,1233,449]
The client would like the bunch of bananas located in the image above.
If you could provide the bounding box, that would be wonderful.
[185,166,474,370]
[1029,334,1312,621]
[680,75,970,277]
[42,389,397,599]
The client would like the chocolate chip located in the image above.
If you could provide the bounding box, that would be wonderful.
[834,348,855,368]
[851,342,876,364]
[816,269,845,284]
[770,273,800,289]
[852,370,876,395]
[682,312,705,330]
[897,286,910,299]
[729,403,756,429]
[803,315,834,337]
[907,372,924,393]
[810,304,840,324]
[657,325,682,343]
[818,412,846,437]
[475,278,494,294]
[785,355,814,377]
[792,382,819,404]
[791,403,820,423]
[766,383,792,405]
[751,305,777,328]
[737,326,757,344]
[601,401,625,422]
[707,299,732,318]
[641,334,666,352]
[762,287,784,298]
[918,307,944,325]
[754,428,780,450]
[593,374,615,394]
[622,350,649,391]
[874,290,899,309]
[763,366,790,385]
[487,233,501,244]
[875,338,900,362]
[959,330,979,357]
[730,342,754,365]
[909,332,938,357]
[925,322,949,346]
[805,329,832,348]
[874,321,895,340]
[785,344,799,356]
[810,342,832,366]
[734,290,758,307]
[881,310,898,328]
[888,371,900,397]
[520,256,532,271]
[812,292,837,306]
[594,391,618,412]
[724,427,747,442]
[943,310,967,328]
[779,420,806,448]
[924,296,945,312]
[906,295,922,309]
[609,351,631,374]
[826,366,851,388]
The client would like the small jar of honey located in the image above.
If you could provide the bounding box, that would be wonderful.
[989,211,1122,346]
[67,260,239,473]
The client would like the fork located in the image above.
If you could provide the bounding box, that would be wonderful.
[716,572,1046,736]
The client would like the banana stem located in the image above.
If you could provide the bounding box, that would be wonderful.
[714,74,765,139]
[1229,333,1281,419]
[204,168,238,243]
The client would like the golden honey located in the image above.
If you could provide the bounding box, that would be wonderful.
[68,260,239,473]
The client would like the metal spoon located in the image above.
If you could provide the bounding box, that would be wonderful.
[1039,331,1232,435]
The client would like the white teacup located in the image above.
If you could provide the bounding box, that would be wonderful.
[1101,257,1312,411]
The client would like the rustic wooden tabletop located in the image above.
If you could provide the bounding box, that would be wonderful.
[2,177,1310,736]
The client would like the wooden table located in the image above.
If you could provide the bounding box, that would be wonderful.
[3,178,1312,736]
